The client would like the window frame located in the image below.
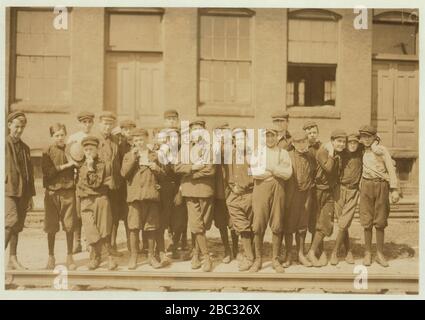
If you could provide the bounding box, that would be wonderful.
[286,9,342,119]
[9,7,73,114]
[197,8,255,117]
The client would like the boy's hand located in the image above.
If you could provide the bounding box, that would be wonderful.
[191,164,204,171]
[371,141,385,155]
[391,190,400,204]
[231,184,245,195]
[149,162,159,171]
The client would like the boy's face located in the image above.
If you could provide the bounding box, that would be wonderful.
[8,118,26,140]
[266,132,277,148]
[52,129,66,147]
[133,135,148,149]
[293,138,309,153]
[273,119,288,132]
[332,137,347,152]
[99,119,115,136]
[121,127,133,138]
[79,119,94,134]
[347,140,360,152]
[360,133,375,147]
[305,126,319,143]
[164,116,178,128]
[83,144,98,159]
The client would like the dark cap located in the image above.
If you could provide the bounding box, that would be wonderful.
[291,130,308,142]
[347,133,360,142]
[189,119,206,128]
[7,111,26,123]
[120,119,136,129]
[164,109,179,118]
[77,111,94,122]
[359,125,377,136]
[271,110,289,120]
[81,136,99,147]
[303,120,318,130]
[99,111,117,122]
[331,129,347,139]
[130,128,149,137]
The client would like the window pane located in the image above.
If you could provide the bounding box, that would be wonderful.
[373,23,417,55]
[213,36,225,59]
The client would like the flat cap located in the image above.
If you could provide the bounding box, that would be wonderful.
[81,136,99,147]
[189,119,206,128]
[359,125,377,136]
[291,130,308,142]
[164,109,179,118]
[347,133,360,142]
[303,120,318,130]
[98,111,117,121]
[7,111,26,123]
[271,110,289,120]
[77,111,94,122]
[130,128,149,137]
[266,128,278,135]
[120,119,136,128]
[331,129,347,139]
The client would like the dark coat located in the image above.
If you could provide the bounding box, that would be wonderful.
[5,135,35,198]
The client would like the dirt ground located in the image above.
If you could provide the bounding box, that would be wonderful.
[6,213,418,276]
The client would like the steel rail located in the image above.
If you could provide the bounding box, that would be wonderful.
[5,270,419,293]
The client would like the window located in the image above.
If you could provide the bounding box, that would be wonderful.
[287,9,340,108]
[372,10,418,56]
[198,9,254,115]
[107,9,164,52]
[14,9,71,105]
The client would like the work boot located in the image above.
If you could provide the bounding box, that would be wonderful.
[222,248,232,264]
[282,252,292,268]
[45,255,56,270]
[88,256,100,270]
[8,255,27,270]
[345,251,354,264]
[191,254,202,270]
[363,251,372,266]
[159,252,171,267]
[307,250,321,268]
[249,258,262,273]
[272,259,285,273]
[238,258,253,272]
[107,256,118,271]
[319,252,328,266]
[298,252,312,267]
[202,255,213,272]
[376,252,389,267]
[330,252,339,266]
[66,255,77,271]
[148,254,162,269]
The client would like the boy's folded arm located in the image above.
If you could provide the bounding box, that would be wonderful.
[317,148,335,173]
[273,151,293,180]
[174,163,192,175]
[192,164,215,179]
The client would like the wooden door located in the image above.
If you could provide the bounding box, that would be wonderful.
[105,52,163,120]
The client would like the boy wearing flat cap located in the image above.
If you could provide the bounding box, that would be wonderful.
[97,111,126,257]
[226,127,255,271]
[77,136,117,270]
[271,111,293,151]
[283,131,316,267]
[174,120,216,272]
[250,126,293,273]
[67,111,95,254]
[330,133,362,266]
[307,129,346,267]
[5,111,36,270]
[358,125,399,267]
[121,128,165,269]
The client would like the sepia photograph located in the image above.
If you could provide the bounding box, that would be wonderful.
[2,1,421,297]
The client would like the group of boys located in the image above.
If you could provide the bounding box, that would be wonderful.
[5,108,400,273]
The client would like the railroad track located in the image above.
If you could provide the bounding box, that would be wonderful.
[5,270,418,294]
